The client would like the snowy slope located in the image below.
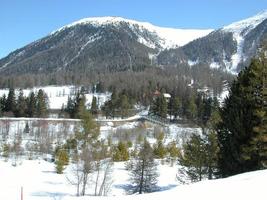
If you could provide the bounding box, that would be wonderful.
[0,159,266,200]
[222,10,267,73]
[52,16,213,49]
[223,10,267,34]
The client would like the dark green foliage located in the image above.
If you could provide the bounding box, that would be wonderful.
[15,89,27,117]
[169,96,181,119]
[95,81,105,93]
[186,95,197,120]
[79,108,100,146]
[102,90,133,119]
[128,140,158,194]
[178,134,207,182]
[65,96,75,118]
[91,96,98,115]
[5,88,16,113]
[24,122,30,134]
[151,94,168,118]
[217,56,267,177]
[74,93,86,119]
[36,89,49,117]
[119,94,131,118]
[204,130,219,179]
[65,92,87,119]
[196,95,218,127]
[178,122,219,183]
[26,92,36,117]
[0,94,6,116]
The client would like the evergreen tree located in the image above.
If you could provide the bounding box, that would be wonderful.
[65,96,75,118]
[91,96,98,115]
[169,96,181,119]
[72,107,100,196]
[186,95,197,120]
[24,122,30,134]
[36,89,49,117]
[128,140,158,194]
[79,107,99,146]
[95,81,104,93]
[153,133,167,159]
[26,91,36,117]
[75,93,86,119]
[167,141,180,165]
[15,89,27,117]
[5,88,16,113]
[0,97,3,117]
[151,94,168,118]
[55,148,69,174]
[119,94,130,118]
[177,134,207,183]
[112,141,129,161]
[217,56,267,177]
[204,130,219,179]
[0,94,7,115]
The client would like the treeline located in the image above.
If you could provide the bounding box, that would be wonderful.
[150,91,219,125]
[0,65,234,106]
[62,90,99,119]
[0,88,49,118]
[102,90,135,119]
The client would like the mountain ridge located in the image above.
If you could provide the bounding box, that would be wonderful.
[0,11,267,76]
[50,16,213,49]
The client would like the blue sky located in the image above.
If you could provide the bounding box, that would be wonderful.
[1,0,267,58]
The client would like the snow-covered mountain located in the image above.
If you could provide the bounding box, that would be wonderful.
[222,10,267,72]
[0,17,212,75]
[223,10,267,34]
[0,11,267,76]
[158,10,267,74]
[51,16,213,49]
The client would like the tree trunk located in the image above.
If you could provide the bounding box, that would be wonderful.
[95,162,101,196]
[139,159,145,194]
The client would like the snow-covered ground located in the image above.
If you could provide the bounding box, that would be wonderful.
[0,159,178,200]
[0,85,111,110]
[0,158,266,200]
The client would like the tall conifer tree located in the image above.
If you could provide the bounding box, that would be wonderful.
[217,55,267,177]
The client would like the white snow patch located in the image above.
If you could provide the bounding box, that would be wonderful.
[210,62,220,69]
[187,60,199,66]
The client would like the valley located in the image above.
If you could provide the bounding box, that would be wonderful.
[0,5,267,200]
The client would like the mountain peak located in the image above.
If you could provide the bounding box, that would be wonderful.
[52,16,213,48]
[51,16,158,35]
[223,10,267,35]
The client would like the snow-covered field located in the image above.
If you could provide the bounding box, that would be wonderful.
[0,158,266,200]
[0,85,111,110]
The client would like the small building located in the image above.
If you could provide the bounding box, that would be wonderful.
[153,90,171,102]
